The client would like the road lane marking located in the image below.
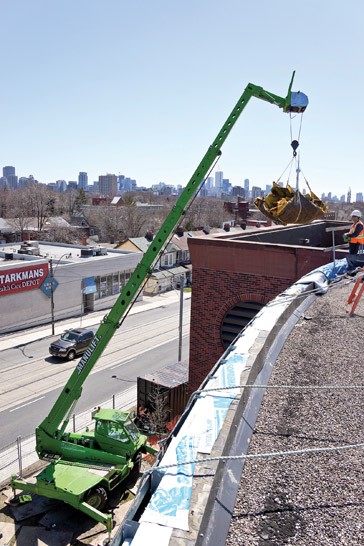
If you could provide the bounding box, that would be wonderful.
[10,396,45,412]
[110,357,136,370]
[109,333,189,370]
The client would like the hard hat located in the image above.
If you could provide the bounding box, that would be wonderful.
[351,209,362,218]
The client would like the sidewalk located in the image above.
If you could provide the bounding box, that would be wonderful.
[0,290,191,352]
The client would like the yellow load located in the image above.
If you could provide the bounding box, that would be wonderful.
[254,182,328,225]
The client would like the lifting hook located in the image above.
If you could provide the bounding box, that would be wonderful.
[291,139,299,157]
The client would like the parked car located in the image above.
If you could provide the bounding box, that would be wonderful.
[49,327,96,360]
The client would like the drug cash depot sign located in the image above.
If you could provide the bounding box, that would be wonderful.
[0,263,49,296]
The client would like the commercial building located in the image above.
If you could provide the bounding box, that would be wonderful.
[78,172,88,191]
[187,219,350,391]
[99,173,118,196]
[0,241,142,334]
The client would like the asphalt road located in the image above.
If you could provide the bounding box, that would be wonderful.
[0,299,190,448]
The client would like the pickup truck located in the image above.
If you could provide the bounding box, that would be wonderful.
[49,327,96,360]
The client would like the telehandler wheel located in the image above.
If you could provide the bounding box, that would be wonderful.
[85,486,108,510]
[67,350,76,361]
[128,452,142,484]
[134,451,142,472]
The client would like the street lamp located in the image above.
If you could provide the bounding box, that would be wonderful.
[49,254,69,335]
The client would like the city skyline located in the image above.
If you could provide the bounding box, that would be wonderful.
[2,1,363,199]
[2,164,361,203]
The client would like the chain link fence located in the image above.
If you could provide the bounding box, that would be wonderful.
[0,386,137,487]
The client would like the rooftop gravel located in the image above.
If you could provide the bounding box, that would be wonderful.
[226,278,364,545]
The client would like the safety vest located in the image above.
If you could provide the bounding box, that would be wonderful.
[349,220,364,243]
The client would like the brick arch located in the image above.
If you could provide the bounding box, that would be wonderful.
[188,268,290,392]
[219,294,267,350]
[211,292,267,348]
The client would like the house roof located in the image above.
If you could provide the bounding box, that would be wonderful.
[128,237,152,253]
[0,216,71,231]
[172,234,189,251]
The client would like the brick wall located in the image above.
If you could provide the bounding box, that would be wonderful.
[187,233,344,393]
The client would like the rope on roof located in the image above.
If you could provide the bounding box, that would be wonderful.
[144,442,364,474]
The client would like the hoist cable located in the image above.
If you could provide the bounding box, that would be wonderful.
[276,157,295,184]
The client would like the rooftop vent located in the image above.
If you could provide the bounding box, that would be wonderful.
[80,248,94,257]
[92,247,107,256]
[18,242,40,256]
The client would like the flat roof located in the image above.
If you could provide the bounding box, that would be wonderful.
[0,242,140,268]
[124,262,364,545]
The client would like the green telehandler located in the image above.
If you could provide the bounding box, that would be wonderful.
[11,72,308,533]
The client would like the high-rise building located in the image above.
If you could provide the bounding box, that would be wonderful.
[251,186,262,200]
[19,176,33,188]
[3,166,15,178]
[356,193,363,202]
[78,172,88,191]
[222,178,231,194]
[232,186,245,197]
[347,187,351,203]
[205,176,214,190]
[6,175,18,189]
[119,176,136,193]
[99,173,117,196]
[3,166,17,189]
[214,171,223,196]
[56,180,68,192]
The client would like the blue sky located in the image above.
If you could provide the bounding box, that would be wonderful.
[2,0,363,198]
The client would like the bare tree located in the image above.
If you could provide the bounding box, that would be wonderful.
[0,186,9,218]
[37,224,80,244]
[183,196,225,230]
[24,183,55,231]
[84,201,155,243]
[121,201,150,239]
[145,385,170,436]
[6,189,33,240]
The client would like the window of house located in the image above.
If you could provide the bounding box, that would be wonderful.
[163,253,173,267]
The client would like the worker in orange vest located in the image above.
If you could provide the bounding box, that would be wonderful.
[344,210,364,271]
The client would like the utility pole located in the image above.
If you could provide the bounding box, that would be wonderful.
[50,259,55,335]
[49,254,68,335]
[178,277,185,362]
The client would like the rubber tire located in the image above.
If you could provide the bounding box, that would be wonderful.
[68,350,76,361]
[128,452,142,483]
[84,486,108,510]
[133,452,142,472]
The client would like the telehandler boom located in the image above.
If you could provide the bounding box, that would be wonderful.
[12,73,308,532]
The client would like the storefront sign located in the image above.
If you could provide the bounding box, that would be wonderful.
[0,263,49,296]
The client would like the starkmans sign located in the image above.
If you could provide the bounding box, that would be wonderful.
[0,263,49,296]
